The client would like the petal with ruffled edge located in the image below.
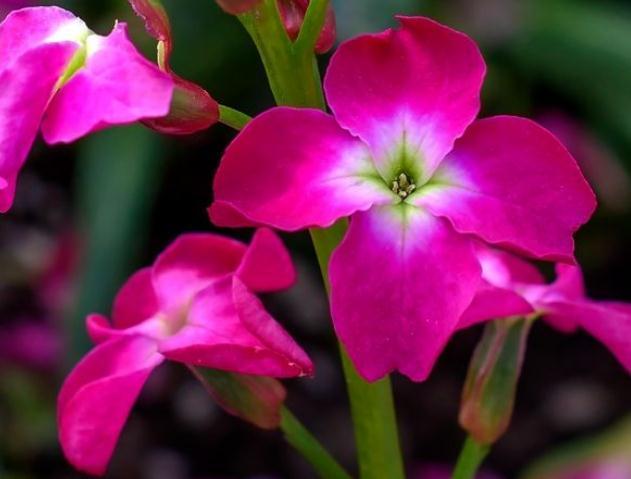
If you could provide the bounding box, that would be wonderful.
[236,228,296,293]
[0,6,87,62]
[543,300,631,374]
[159,277,312,377]
[416,116,596,262]
[329,205,481,381]
[58,336,163,476]
[0,42,77,212]
[324,16,485,182]
[210,107,394,230]
[152,233,246,310]
[41,23,173,143]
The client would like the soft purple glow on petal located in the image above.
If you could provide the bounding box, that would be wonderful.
[418,116,596,262]
[211,107,393,230]
[58,336,163,476]
[41,23,173,144]
[324,16,485,181]
[330,206,481,381]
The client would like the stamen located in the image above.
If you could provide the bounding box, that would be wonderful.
[391,173,416,198]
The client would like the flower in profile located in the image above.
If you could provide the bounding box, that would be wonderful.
[461,245,631,375]
[0,7,174,213]
[58,229,312,475]
[128,0,220,134]
[210,16,596,381]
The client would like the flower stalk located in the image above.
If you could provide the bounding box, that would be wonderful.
[241,2,405,477]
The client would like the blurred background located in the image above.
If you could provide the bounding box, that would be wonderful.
[1,0,631,477]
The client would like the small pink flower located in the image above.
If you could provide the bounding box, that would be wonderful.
[0,7,174,213]
[58,229,312,476]
[461,245,631,375]
[210,17,596,381]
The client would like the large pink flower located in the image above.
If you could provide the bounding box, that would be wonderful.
[0,7,174,213]
[210,16,596,381]
[58,229,312,476]
[461,245,631,375]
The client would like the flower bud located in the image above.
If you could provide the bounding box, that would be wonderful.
[128,0,219,134]
[459,318,533,445]
[278,0,336,53]
[191,367,286,429]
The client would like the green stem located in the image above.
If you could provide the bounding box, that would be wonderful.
[310,226,406,479]
[240,2,405,477]
[238,0,325,107]
[295,0,330,52]
[218,105,252,130]
[281,408,353,479]
[452,436,490,479]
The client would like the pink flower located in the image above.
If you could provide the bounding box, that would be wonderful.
[58,229,312,476]
[0,7,174,213]
[210,17,596,381]
[461,245,631,375]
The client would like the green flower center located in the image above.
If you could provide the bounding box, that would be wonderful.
[391,172,417,199]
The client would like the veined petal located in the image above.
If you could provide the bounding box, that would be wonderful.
[0,7,88,63]
[58,336,163,476]
[152,233,246,310]
[211,107,393,231]
[236,228,296,293]
[0,42,78,212]
[417,116,596,262]
[41,23,173,143]
[329,205,481,381]
[324,16,485,182]
[159,278,312,377]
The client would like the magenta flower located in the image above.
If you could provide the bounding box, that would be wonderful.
[0,7,174,213]
[58,229,312,475]
[210,17,596,381]
[461,245,631,375]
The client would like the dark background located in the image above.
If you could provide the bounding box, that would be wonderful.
[1,0,630,477]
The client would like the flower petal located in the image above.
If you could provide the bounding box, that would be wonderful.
[0,6,87,62]
[58,336,163,476]
[41,23,173,143]
[329,205,481,381]
[152,233,246,310]
[112,268,159,329]
[324,16,485,181]
[236,228,296,292]
[159,277,312,377]
[417,116,596,262]
[458,280,534,330]
[211,107,392,230]
[0,42,77,212]
[544,300,631,374]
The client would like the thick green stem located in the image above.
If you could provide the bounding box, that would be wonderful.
[281,408,353,479]
[452,436,490,479]
[218,105,252,130]
[240,2,405,477]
